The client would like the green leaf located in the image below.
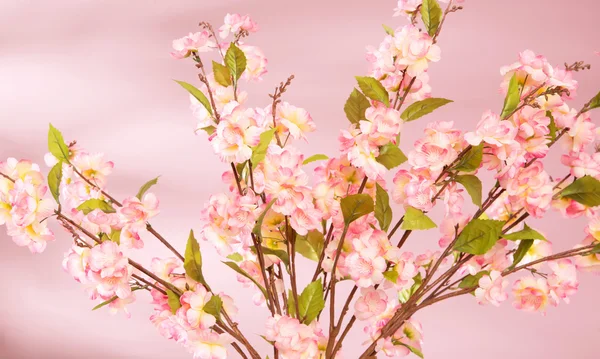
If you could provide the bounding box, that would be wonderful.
[166,289,182,314]
[355,76,389,106]
[561,176,600,207]
[420,0,443,36]
[401,206,437,230]
[48,161,63,204]
[212,61,232,87]
[454,175,482,207]
[303,154,329,165]
[453,144,483,172]
[546,111,557,141]
[382,24,395,35]
[287,289,297,317]
[108,229,121,244]
[203,295,223,319]
[586,91,600,111]
[398,273,422,303]
[174,80,213,116]
[223,261,268,298]
[251,129,276,166]
[383,270,398,283]
[253,198,277,235]
[198,126,216,136]
[375,183,393,231]
[588,243,600,255]
[136,176,159,200]
[376,143,408,170]
[510,239,534,269]
[225,43,247,81]
[258,247,290,267]
[344,88,372,124]
[500,74,521,119]
[226,253,244,262]
[298,279,325,324]
[184,230,209,287]
[341,193,375,225]
[399,343,424,359]
[76,199,116,215]
[400,98,453,122]
[92,295,118,311]
[48,124,71,162]
[458,271,489,289]
[503,224,546,241]
[295,230,324,262]
[453,219,504,255]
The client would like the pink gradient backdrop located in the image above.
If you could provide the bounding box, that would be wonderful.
[1,0,599,358]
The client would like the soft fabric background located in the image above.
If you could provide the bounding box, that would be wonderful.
[1,0,599,358]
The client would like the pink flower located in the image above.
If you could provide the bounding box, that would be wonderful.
[361,106,403,146]
[393,0,422,17]
[119,193,159,225]
[393,170,436,211]
[354,288,388,321]
[500,50,553,94]
[464,111,517,147]
[501,162,553,218]
[108,293,136,318]
[512,277,551,313]
[186,330,232,359]
[561,151,600,178]
[563,112,596,153]
[547,259,578,304]
[574,236,600,273]
[179,285,217,330]
[276,102,316,140]
[393,25,441,76]
[345,231,389,287]
[265,315,319,359]
[211,102,263,163]
[219,14,259,39]
[63,244,91,283]
[290,206,322,236]
[171,31,215,59]
[151,257,182,282]
[71,152,114,189]
[87,241,132,299]
[475,271,508,306]
[239,44,268,81]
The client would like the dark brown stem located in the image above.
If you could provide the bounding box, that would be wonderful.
[146,224,184,262]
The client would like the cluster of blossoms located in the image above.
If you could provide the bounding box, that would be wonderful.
[4,2,600,359]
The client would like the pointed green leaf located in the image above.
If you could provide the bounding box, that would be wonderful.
[251,129,276,166]
[136,176,159,200]
[48,124,71,162]
[225,43,247,81]
[586,90,600,112]
[375,183,393,231]
[382,24,395,35]
[458,270,489,289]
[500,74,521,119]
[108,229,121,244]
[303,154,329,165]
[510,239,534,269]
[298,279,325,324]
[561,176,600,207]
[420,0,443,36]
[223,261,268,298]
[453,144,483,172]
[399,343,424,359]
[257,247,290,267]
[184,230,209,288]
[212,60,232,87]
[287,289,297,317]
[253,198,277,235]
[92,295,118,311]
[546,111,557,141]
[295,230,324,262]
[400,98,453,122]
[454,219,504,255]
[76,199,116,215]
[226,253,244,262]
[355,76,390,106]
[376,143,408,170]
[174,80,213,116]
[398,273,422,303]
[383,270,399,283]
[198,126,216,136]
[341,193,374,225]
[455,175,482,207]
[344,88,372,124]
[166,289,182,314]
[48,161,63,204]
[203,295,223,319]
[503,224,546,241]
[401,206,436,230]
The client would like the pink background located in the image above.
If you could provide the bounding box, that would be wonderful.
[1,0,600,358]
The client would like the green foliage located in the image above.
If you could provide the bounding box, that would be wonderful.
[341,194,374,225]
[344,88,372,124]
[401,206,436,230]
[223,261,268,298]
[76,199,116,215]
[184,230,209,288]
[167,290,182,314]
[213,61,232,87]
[48,124,70,162]
[251,129,276,166]
[375,183,393,231]
[500,74,521,119]
[355,76,390,106]
[420,0,443,36]
[225,43,247,81]
[459,270,489,289]
[376,143,408,170]
[203,295,223,319]
[174,80,213,116]
[503,224,546,241]
[252,198,276,235]
[298,279,325,324]
[510,239,534,269]
[453,144,483,172]
[561,176,600,207]
[400,98,453,122]
[48,162,63,204]
[136,176,159,200]
[453,219,504,255]
[303,154,329,165]
[454,175,482,207]
[295,230,324,262]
